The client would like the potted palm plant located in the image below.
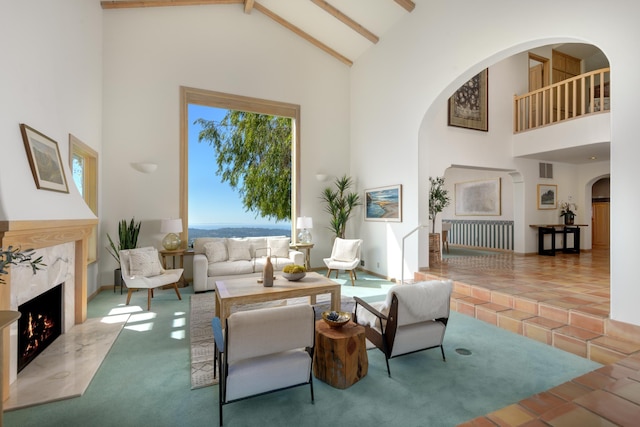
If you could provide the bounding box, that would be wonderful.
[428,176,451,263]
[107,218,141,291]
[320,175,361,239]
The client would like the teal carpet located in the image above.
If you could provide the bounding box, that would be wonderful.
[4,278,601,427]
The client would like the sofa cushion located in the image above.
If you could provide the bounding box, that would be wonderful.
[268,237,290,258]
[193,237,226,254]
[208,260,253,276]
[204,241,228,263]
[129,247,165,277]
[227,238,252,261]
[248,237,268,258]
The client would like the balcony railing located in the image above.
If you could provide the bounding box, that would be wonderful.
[514,67,610,133]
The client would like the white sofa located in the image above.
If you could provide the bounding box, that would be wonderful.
[192,236,304,292]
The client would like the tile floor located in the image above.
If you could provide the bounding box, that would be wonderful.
[415,248,640,426]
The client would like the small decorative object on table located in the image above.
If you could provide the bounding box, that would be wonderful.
[322,310,351,328]
[282,264,306,281]
[559,201,577,225]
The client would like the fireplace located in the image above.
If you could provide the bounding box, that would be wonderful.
[17,284,63,372]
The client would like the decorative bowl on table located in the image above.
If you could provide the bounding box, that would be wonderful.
[282,272,306,281]
[282,264,307,281]
[321,311,351,328]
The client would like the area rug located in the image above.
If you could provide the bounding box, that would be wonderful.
[189,292,355,389]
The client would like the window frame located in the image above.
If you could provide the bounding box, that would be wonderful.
[179,87,301,247]
[69,134,98,264]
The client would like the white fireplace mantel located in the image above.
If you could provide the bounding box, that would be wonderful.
[0,218,96,401]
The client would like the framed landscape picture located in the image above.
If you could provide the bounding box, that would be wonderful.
[537,184,557,209]
[455,178,501,215]
[365,184,402,222]
[20,124,69,193]
[448,68,489,131]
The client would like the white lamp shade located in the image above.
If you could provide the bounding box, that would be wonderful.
[161,219,183,234]
[296,217,313,229]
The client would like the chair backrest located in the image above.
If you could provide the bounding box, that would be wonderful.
[389,280,453,326]
[226,304,314,364]
[119,246,159,278]
[330,238,362,261]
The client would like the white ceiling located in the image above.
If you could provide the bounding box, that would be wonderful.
[101,1,610,165]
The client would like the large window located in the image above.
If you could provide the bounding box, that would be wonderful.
[179,87,301,246]
[69,134,98,263]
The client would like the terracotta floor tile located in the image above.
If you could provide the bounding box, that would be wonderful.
[456,416,498,427]
[518,391,566,415]
[572,371,617,390]
[604,377,640,405]
[548,381,593,402]
[486,404,536,427]
[574,389,640,426]
[596,363,638,380]
[540,402,617,427]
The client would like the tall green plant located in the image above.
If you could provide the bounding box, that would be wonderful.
[107,218,141,264]
[320,175,361,239]
[429,176,451,231]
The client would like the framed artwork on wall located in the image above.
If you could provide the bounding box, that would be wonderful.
[20,124,69,193]
[365,184,402,222]
[448,68,489,131]
[537,184,557,209]
[455,178,501,215]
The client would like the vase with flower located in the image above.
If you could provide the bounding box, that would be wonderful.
[560,201,577,225]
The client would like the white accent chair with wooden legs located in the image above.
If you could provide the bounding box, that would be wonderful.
[323,238,362,286]
[119,247,183,311]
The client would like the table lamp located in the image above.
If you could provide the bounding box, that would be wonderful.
[161,218,182,250]
[296,216,313,244]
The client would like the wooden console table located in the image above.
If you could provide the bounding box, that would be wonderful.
[529,224,588,256]
[159,249,194,287]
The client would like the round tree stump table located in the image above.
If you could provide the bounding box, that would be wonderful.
[313,319,368,389]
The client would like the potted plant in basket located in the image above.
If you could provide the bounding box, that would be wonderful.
[106,218,141,290]
[559,201,577,225]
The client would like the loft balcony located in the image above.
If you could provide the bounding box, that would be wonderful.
[514,67,610,133]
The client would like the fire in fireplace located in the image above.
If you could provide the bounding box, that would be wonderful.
[17,284,63,372]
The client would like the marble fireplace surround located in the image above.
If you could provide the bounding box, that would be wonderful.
[0,219,96,400]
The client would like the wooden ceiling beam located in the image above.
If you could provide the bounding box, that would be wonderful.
[101,0,241,9]
[393,0,415,12]
[243,0,254,14]
[253,2,353,66]
[311,0,378,44]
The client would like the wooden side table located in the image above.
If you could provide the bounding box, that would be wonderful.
[313,319,368,389]
[159,249,193,287]
[290,242,314,270]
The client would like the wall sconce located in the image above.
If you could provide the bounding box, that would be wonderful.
[315,173,329,182]
[131,162,158,174]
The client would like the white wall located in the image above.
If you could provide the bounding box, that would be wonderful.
[101,6,351,283]
[350,0,639,325]
[0,0,102,295]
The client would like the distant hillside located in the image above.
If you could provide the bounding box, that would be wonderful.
[188,227,291,243]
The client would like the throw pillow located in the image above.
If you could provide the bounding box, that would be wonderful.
[129,247,165,277]
[267,237,290,258]
[333,239,360,262]
[227,238,251,261]
[204,241,228,263]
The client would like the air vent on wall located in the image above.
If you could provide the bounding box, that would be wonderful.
[539,162,553,179]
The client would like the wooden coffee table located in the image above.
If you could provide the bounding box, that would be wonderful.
[214,272,341,325]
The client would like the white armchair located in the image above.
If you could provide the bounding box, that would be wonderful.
[212,304,315,426]
[119,247,183,311]
[354,279,453,376]
[323,238,362,286]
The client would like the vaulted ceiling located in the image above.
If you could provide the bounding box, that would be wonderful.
[100,0,416,66]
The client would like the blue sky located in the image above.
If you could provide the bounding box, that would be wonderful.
[188,104,290,229]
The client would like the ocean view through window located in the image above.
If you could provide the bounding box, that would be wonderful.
[188,103,291,246]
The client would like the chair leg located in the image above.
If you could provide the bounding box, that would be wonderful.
[385,356,391,377]
[173,283,182,300]
[147,289,152,311]
[326,269,332,278]
[126,289,134,305]
[440,345,446,362]
[349,270,356,286]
